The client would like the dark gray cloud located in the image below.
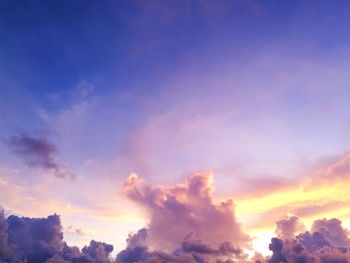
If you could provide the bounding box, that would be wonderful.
[5,133,71,178]
[116,245,150,263]
[181,233,242,256]
[0,211,10,258]
[0,212,114,263]
[268,218,350,263]
[116,228,150,263]
[82,240,113,263]
[45,255,69,263]
[268,238,287,263]
[4,213,64,263]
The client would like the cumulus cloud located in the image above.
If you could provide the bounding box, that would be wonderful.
[0,212,349,263]
[123,171,250,251]
[5,133,72,178]
[115,228,247,263]
[0,210,10,258]
[45,255,69,263]
[4,213,64,263]
[116,229,150,263]
[82,240,114,263]
[126,228,148,249]
[1,174,350,263]
[0,213,114,263]
[275,216,305,240]
[268,218,350,263]
[311,218,350,248]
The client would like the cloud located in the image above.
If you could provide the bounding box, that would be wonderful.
[66,226,85,236]
[116,226,246,263]
[142,250,199,263]
[5,213,64,263]
[116,228,150,263]
[0,210,10,258]
[0,212,114,263]
[5,133,72,178]
[81,240,114,263]
[268,218,350,263]
[292,201,349,218]
[45,254,69,263]
[116,246,150,263]
[0,198,350,263]
[235,153,350,231]
[1,174,350,263]
[6,133,58,170]
[275,216,305,240]
[125,228,148,249]
[268,238,287,263]
[318,154,350,181]
[311,218,350,248]
[119,172,350,262]
[123,171,250,251]
[181,238,242,256]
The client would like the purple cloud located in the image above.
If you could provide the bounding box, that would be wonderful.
[268,218,350,263]
[0,211,113,263]
[5,133,72,178]
[123,172,250,251]
[275,216,305,240]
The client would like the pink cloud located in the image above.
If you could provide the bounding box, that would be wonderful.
[123,171,251,251]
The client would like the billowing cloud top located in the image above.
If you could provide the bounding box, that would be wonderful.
[0,210,114,263]
[268,216,350,263]
[123,171,250,251]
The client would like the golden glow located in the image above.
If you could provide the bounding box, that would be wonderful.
[233,171,350,254]
[236,176,350,225]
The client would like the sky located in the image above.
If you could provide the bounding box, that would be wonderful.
[1,0,350,262]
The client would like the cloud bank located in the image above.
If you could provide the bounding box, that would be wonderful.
[1,173,350,263]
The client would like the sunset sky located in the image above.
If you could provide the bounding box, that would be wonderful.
[1,0,350,261]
